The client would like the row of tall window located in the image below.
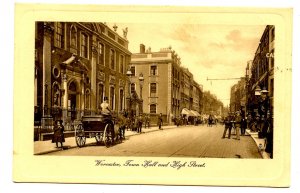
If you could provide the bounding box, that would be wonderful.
[97,84,124,111]
[129,83,157,96]
[97,83,157,113]
[54,22,126,73]
[129,65,157,76]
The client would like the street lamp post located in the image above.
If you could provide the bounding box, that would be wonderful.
[260,87,269,118]
[254,85,270,137]
[254,85,261,117]
[138,73,144,115]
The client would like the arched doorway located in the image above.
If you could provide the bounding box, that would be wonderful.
[68,81,77,120]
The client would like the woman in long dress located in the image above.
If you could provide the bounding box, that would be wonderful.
[52,120,65,149]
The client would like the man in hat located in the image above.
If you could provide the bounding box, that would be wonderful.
[100,96,115,141]
[101,96,111,116]
[158,113,163,130]
[222,112,233,139]
[234,111,242,140]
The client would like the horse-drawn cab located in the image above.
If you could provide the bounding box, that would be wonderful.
[75,114,123,148]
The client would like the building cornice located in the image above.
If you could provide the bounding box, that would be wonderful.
[76,22,131,55]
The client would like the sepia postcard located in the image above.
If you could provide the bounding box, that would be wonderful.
[13,4,292,186]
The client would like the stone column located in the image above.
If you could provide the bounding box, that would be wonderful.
[91,37,97,115]
[81,73,85,117]
[42,22,53,116]
[41,22,54,136]
[62,71,68,123]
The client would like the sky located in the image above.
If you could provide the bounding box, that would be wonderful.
[109,23,266,106]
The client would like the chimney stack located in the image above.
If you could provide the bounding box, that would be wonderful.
[140,44,145,53]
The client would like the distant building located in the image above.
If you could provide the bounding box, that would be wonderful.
[230,78,246,112]
[248,25,274,115]
[202,91,223,115]
[130,45,203,123]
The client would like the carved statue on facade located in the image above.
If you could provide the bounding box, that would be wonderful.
[123,27,128,39]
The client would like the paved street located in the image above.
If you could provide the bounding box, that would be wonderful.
[47,124,262,158]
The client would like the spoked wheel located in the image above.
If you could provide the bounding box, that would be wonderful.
[75,124,86,147]
[103,123,114,147]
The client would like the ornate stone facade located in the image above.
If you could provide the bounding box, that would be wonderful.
[34,22,131,129]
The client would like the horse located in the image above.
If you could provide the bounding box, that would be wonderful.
[114,114,127,140]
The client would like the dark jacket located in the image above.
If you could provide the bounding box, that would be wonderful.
[224,116,232,128]
[158,116,163,125]
[234,115,242,127]
[52,124,65,143]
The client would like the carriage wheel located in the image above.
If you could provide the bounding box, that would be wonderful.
[75,124,86,147]
[103,123,113,147]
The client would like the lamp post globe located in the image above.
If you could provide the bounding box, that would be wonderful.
[255,86,261,96]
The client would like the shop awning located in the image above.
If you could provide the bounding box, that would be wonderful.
[190,110,201,117]
[181,108,193,116]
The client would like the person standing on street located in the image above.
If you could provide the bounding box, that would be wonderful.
[158,113,163,130]
[222,113,233,139]
[144,114,150,129]
[137,114,143,133]
[265,113,273,158]
[241,116,247,136]
[52,120,65,149]
[234,111,242,140]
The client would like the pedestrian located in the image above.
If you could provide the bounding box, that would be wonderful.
[241,116,247,136]
[52,120,65,149]
[137,115,143,133]
[177,116,181,127]
[132,115,137,132]
[158,113,163,130]
[234,111,242,140]
[265,113,273,158]
[246,113,252,130]
[144,114,150,128]
[222,113,233,139]
[208,114,213,127]
[117,112,126,139]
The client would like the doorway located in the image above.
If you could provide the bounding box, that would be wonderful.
[68,81,77,120]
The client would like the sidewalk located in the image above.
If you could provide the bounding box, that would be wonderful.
[34,125,176,155]
[246,129,271,159]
